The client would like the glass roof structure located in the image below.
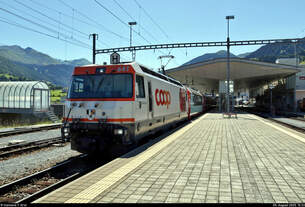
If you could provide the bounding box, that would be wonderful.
[0,81,50,111]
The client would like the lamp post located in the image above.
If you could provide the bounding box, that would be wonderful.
[269,84,274,116]
[225,15,234,114]
[128,21,137,61]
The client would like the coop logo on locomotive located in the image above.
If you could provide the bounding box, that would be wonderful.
[155,89,171,108]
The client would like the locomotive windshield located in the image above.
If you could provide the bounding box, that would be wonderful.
[68,74,133,99]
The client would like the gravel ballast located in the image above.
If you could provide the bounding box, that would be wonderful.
[0,143,81,185]
[0,129,61,148]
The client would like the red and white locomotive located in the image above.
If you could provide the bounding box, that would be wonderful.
[62,62,207,154]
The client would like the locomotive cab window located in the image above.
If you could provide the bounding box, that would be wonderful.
[71,78,84,93]
[136,75,145,98]
[68,74,133,99]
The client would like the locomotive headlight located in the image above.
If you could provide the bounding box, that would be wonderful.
[114,129,124,135]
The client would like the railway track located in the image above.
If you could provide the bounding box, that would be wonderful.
[0,137,66,159]
[266,117,305,133]
[289,116,305,122]
[0,124,62,138]
[0,112,212,203]
[0,154,106,203]
[239,107,305,133]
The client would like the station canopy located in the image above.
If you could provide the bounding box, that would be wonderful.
[166,58,300,93]
[0,81,50,112]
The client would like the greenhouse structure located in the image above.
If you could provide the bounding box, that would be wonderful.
[0,81,50,113]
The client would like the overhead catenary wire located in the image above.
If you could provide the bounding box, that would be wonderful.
[0,7,91,49]
[112,0,158,43]
[2,0,112,53]
[25,0,118,47]
[0,0,87,41]
[133,0,169,39]
[94,0,152,45]
[29,0,97,28]
[55,0,131,61]
[132,0,183,64]
[55,0,176,66]
[57,0,129,41]
[0,16,91,50]
[110,0,171,63]
[13,0,89,38]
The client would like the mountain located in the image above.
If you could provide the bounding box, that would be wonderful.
[237,52,251,58]
[245,38,305,63]
[182,50,237,66]
[0,45,61,65]
[31,64,75,87]
[0,45,91,87]
[0,56,42,81]
[62,58,91,66]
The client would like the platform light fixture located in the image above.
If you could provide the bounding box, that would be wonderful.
[225,15,234,115]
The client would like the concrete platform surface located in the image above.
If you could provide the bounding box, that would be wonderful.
[34,113,305,203]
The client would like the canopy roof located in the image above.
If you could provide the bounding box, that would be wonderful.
[166,58,300,92]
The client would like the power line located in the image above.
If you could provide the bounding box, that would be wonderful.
[133,0,186,58]
[57,0,129,41]
[0,16,91,50]
[0,7,91,48]
[94,0,169,63]
[26,0,120,47]
[133,0,169,39]
[94,0,152,45]
[111,0,167,61]
[13,0,89,38]
[29,0,96,27]
[112,0,158,42]
[1,0,86,41]
[3,0,110,50]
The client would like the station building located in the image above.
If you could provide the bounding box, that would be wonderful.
[276,58,305,102]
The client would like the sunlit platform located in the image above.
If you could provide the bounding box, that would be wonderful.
[34,112,305,203]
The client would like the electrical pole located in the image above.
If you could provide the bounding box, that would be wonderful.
[128,22,137,61]
[294,41,298,113]
[89,33,98,64]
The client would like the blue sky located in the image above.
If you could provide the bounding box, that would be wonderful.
[0,0,305,70]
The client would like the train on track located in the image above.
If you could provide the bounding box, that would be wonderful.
[62,62,214,154]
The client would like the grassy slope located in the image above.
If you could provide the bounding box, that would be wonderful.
[51,89,67,103]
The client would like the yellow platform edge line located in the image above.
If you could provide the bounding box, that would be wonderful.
[63,113,209,203]
[248,114,305,144]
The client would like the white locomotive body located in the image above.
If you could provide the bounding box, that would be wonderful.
[63,62,193,154]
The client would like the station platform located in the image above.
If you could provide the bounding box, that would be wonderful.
[33,112,305,203]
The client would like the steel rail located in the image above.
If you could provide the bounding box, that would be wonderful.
[0,137,64,159]
[0,124,61,138]
[240,107,305,133]
[0,154,89,203]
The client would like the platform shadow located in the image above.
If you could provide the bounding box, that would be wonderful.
[120,119,195,159]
